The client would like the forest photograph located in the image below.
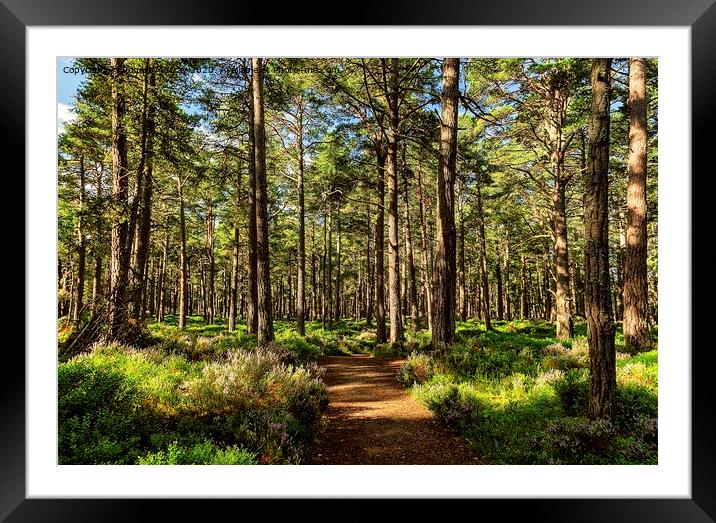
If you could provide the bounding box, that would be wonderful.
[57,57,658,466]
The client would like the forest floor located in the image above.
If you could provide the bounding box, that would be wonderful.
[308,354,482,464]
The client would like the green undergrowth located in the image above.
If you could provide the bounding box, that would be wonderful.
[59,316,331,465]
[398,319,658,464]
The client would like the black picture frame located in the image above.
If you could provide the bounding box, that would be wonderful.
[2,1,711,520]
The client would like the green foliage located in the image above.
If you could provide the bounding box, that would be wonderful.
[58,341,328,465]
[400,319,658,464]
[58,356,144,464]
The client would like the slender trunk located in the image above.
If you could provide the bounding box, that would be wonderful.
[246,65,259,335]
[157,229,168,322]
[73,155,87,324]
[177,178,188,330]
[503,233,511,321]
[553,180,572,338]
[385,58,403,345]
[402,165,419,329]
[417,161,432,331]
[335,209,342,321]
[457,184,467,322]
[327,205,333,323]
[495,242,504,321]
[476,182,492,330]
[205,200,215,325]
[365,204,374,326]
[228,179,241,331]
[374,148,387,342]
[431,57,460,348]
[585,58,617,420]
[130,59,155,322]
[252,58,274,343]
[107,58,131,340]
[624,57,652,351]
[296,104,307,335]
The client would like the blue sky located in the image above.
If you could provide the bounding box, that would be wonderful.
[57,57,86,105]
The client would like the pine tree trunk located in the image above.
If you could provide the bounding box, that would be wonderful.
[385,58,403,346]
[553,179,572,338]
[107,58,131,340]
[431,57,460,348]
[73,155,87,324]
[374,148,387,343]
[402,166,419,329]
[246,63,259,335]
[335,209,342,321]
[296,105,307,335]
[131,59,156,322]
[476,182,492,330]
[495,242,504,321]
[458,186,467,322]
[624,57,652,352]
[585,58,617,421]
[177,177,188,330]
[252,57,274,344]
[157,230,168,323]
[417,162,432,331]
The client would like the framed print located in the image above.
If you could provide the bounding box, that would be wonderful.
[2,0,713,520]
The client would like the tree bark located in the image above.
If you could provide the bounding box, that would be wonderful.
[335,208,342,321]
[431,57,460,348]
[402,165,420,329]
[252,57,274,344]
[107,58,131,340]
[130,59,155,322]
[177,177,188,330]
[495,242,504,321]
[246,64,259,335]
[458,184,467,322]
[585,58,617,421]
[385,58,403,346]
[374,147,387,343]
[624,57,652,352]
[476,182,492,330]
[296,106,307,335]
[417,161,433,331]
[73,155,87,324]
[228,166,242,331]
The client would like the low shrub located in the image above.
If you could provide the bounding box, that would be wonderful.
[58,357,145,464]
[138,439,258,465]
[397,353,436,385]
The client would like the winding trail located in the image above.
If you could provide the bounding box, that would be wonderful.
[309,354,482,465]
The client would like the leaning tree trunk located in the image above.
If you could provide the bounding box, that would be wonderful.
[431,57,460,348]
[624,57,652,352]
[585,58,617,421]
[107,58,131,341]
[252,57,274,344]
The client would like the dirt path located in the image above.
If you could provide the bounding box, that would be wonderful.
[308,354,482,465]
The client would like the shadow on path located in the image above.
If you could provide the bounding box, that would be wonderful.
[308,354,483,465]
